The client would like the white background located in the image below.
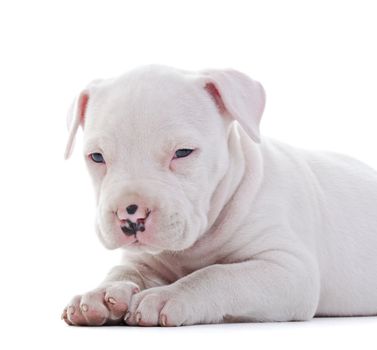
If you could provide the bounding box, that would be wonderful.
[0,0,376,349]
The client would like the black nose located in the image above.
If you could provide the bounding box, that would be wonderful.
[126,204,138,215]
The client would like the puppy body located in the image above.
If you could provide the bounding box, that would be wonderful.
[63,65,377,326]
[116,129,377,322]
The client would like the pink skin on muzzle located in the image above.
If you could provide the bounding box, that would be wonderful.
[116,205,152,236]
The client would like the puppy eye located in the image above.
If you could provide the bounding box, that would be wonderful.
[89,152,105,163]
[174,149,193,159]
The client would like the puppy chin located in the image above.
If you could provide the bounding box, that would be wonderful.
[123,244,164,255]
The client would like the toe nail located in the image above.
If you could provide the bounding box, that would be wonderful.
[160,314,167,326]
[81,304,89,312]
[136,312,142,323]
[124,312,131,322]
[61,309,67,320]
[107,297,116,305]
[68,306,75,315]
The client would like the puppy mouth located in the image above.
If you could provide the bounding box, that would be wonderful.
[121,219,145,236]
[120,209,151,236]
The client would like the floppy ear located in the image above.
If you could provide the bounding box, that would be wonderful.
[64,90,89,159]
[199,69,266,143]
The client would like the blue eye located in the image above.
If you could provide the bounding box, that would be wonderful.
[174,149,193,159]
[89,152,105,163]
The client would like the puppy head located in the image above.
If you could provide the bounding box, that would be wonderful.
[65,65,265,254]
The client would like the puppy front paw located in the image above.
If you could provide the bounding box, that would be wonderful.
[125,285,204,327]
[62,281,140,326]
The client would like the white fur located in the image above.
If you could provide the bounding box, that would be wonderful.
[62,65,377,326]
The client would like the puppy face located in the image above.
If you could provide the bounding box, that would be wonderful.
[65,65,265,254]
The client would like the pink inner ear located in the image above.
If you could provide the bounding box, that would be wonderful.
[80,93,89,126]
[205,83,226,114]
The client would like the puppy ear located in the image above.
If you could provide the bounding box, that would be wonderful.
[200,69,265,143]
[64,90,89,159]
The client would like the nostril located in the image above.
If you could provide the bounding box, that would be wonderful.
[126,204,138,215]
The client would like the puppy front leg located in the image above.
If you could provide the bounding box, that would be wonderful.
[102,263,170,290]
[126,251,320,326]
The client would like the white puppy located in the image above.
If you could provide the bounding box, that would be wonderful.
[62,65,377,326]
